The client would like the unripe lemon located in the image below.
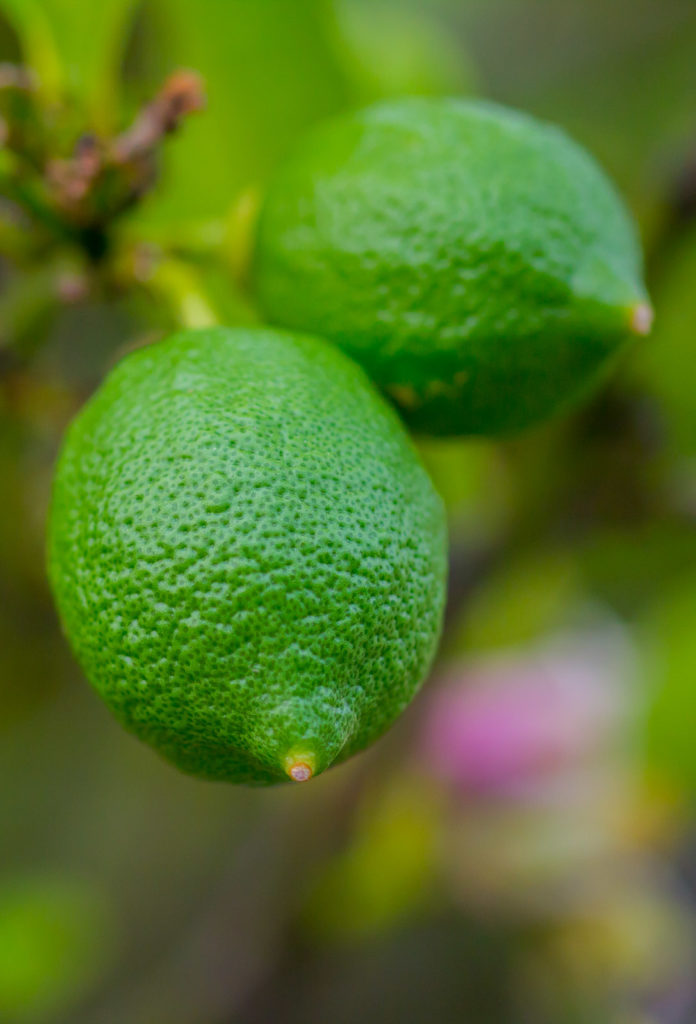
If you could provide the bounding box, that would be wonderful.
[47,328,447,785]
[253,97,652,437]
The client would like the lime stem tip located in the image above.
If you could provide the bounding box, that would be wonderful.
[287,760,313,783]
[631,303,654,337]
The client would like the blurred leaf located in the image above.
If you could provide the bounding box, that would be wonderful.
[577,523,696,616]
[137,0,353,226]
[302,780,438,941]
[523,885,695,1022]
[542,888,694,1002]
[417,437,508,539]
[631,228,696,455]
[0,589,66,729]
[450,0,696,213]
[332,0,476,102]
[0,266,70,357]
[0,875,115,1022]
[0,0,139,130]
[642,576,696,797]
[0,412,48,589]
[447,549,582,655]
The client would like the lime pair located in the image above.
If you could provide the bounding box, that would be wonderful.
[48,99,651,785]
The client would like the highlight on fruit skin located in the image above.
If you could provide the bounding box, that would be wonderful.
[253,96,652,438]
[47,327,448,786]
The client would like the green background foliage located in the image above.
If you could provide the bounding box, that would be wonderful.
[1,1,696,1022]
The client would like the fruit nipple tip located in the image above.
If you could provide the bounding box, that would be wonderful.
[630,302,654,337]
[287,759,313,783]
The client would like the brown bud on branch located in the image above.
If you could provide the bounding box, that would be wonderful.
[45,70,206,235]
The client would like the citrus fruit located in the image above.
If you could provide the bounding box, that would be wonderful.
[252,97,652,437]
[47,327,447,785]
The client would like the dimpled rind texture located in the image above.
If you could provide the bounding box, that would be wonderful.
[253,97,649,437]
[47,328,447,785]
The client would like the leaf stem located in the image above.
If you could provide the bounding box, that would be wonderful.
[140,256,221,330]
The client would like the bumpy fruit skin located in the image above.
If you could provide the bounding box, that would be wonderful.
[47,328,447,785]
[253,97,650,437]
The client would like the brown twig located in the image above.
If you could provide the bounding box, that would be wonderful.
[112,69,205,162]
[46,70,205,226]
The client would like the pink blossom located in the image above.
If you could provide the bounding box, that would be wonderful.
[419,633,629,797]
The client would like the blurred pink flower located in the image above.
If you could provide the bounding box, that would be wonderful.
[419,632,630,797]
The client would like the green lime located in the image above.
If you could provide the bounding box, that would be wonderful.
[47,327,447,785]
[253,97,652,437]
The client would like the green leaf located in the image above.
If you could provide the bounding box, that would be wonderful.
[0,0,139,131]
[137,0,354,225]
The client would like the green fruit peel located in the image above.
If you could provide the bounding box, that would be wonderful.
[253,97,652,436]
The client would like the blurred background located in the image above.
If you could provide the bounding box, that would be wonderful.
[1,1,696,1022]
